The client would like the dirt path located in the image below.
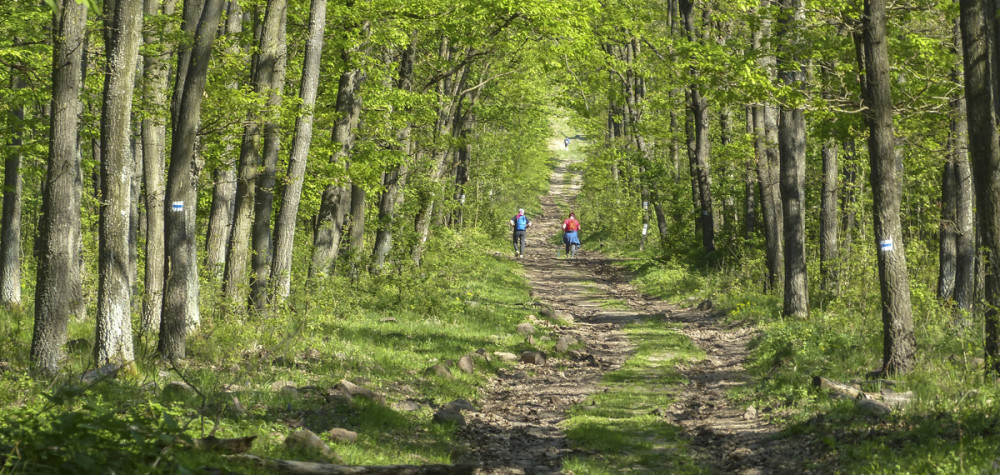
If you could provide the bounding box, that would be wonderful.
[460,140,795,474]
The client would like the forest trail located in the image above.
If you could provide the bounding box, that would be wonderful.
[458,137,805,473]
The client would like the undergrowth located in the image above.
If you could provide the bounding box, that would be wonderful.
[0,228,551,473]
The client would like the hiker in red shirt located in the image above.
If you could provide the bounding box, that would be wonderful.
[562,212,581,258]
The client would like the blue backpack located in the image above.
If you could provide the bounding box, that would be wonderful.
[515,215,528,230]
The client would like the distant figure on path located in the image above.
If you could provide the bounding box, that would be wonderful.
[564,137,570,149]
[562,212,581,258]
[509,208,532,258]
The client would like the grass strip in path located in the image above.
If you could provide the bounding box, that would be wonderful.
[561,317,707,474]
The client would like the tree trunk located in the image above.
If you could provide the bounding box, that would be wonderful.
[140,0,178,333]
[680,0,714,251]
[744,105,756,237]
[347,183,366,269]
[863,0,915,374]
[754,104,783,292]
[159,0,224,360]
[371,42,416,274]
[939,146,959,300]
[1,75,25,308]
[95,0,143,367]
[952,10,976,312]
[960,0,1000,373]
[778,0,808,318]
[820,140,839,292]
[269,0,327,300]
[31,0,88,376]
[310,59,363,277]
[204,0,244,278]
[249,0,289,312]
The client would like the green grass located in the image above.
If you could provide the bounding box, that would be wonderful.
[0,228,546,473]
[562,318,707,474]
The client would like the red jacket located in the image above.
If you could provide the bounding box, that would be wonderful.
[563,218,580,232]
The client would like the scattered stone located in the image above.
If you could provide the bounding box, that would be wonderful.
[525,335,535,345]
[161,381,197,402]
[856,398,891,417]
[332,379,386,404]
[494,352,518,362]
[697,299,714,311]
[327,428,358,444]
[433,407,465,426]
[466,301,480,308]
[516,323,536,335]
[425,364,453,378]
[972,357,986,369]
[0,361,10,373]
[539,308,555,318]
[553,311,574,325]
[81,363,121,384]
[222,383,241,393]
[270,380,297,392]
[302,348,321,361]
[379,317,397,323]
[458,355,475,374]
[743,406,758,420]
[475,348,491,361]
[527,314,539,322]
[272,356,295,368]
[520,350,547,366]
[446,399,478,412]
[66,338,91,353]
[393,400,422,412]
[556,335,577,353]
[284,429,341,462]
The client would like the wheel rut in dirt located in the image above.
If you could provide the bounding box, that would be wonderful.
[459,141,800,474]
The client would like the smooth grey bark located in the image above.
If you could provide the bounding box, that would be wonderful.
[204,0,244,278]
[31,0,87,376]
[1,75,24,307]
[139,0,178,333]
[960,0,1000,373]
[248,0,288,312]
[347,183,366,268]
[95,0,143,367]
[680,0,715,251]
[753,1,782,292]
[952,11,976,311]
[371,42,415,274]
[159,0,224,360]
[820,140,839,292]
[744,105,756,237]
[778,0,808,318]
[862,0,915,374]
[310,64,362,277]
[939,147,959,300]
[226,0,285,304]
[269,0,327,300]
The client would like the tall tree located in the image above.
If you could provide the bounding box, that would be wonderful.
[951,10,975,311]
[778,0,808,318]
[820,140,839,292]
[248,0,288,311]
[159,0,224,360]
[204,0,244,277]
[270,0,327,300]
[960,0,1000,373]
[31,0,88,375]
[225,0,285,305]
[95,0,143,366]
[139,0,179,333]
[680,0,715,251]
[1,69,25,308]
[862,0,915,374]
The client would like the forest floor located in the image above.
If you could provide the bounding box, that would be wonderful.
[458,137,812,473]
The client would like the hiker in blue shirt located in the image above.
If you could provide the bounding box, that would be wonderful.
[564,137,570,149]
[509,208,532,258]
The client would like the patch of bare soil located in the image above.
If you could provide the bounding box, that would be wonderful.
[458,146,809,474]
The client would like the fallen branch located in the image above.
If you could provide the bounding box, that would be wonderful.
[812,376,913,409]
[228,454,479,474]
